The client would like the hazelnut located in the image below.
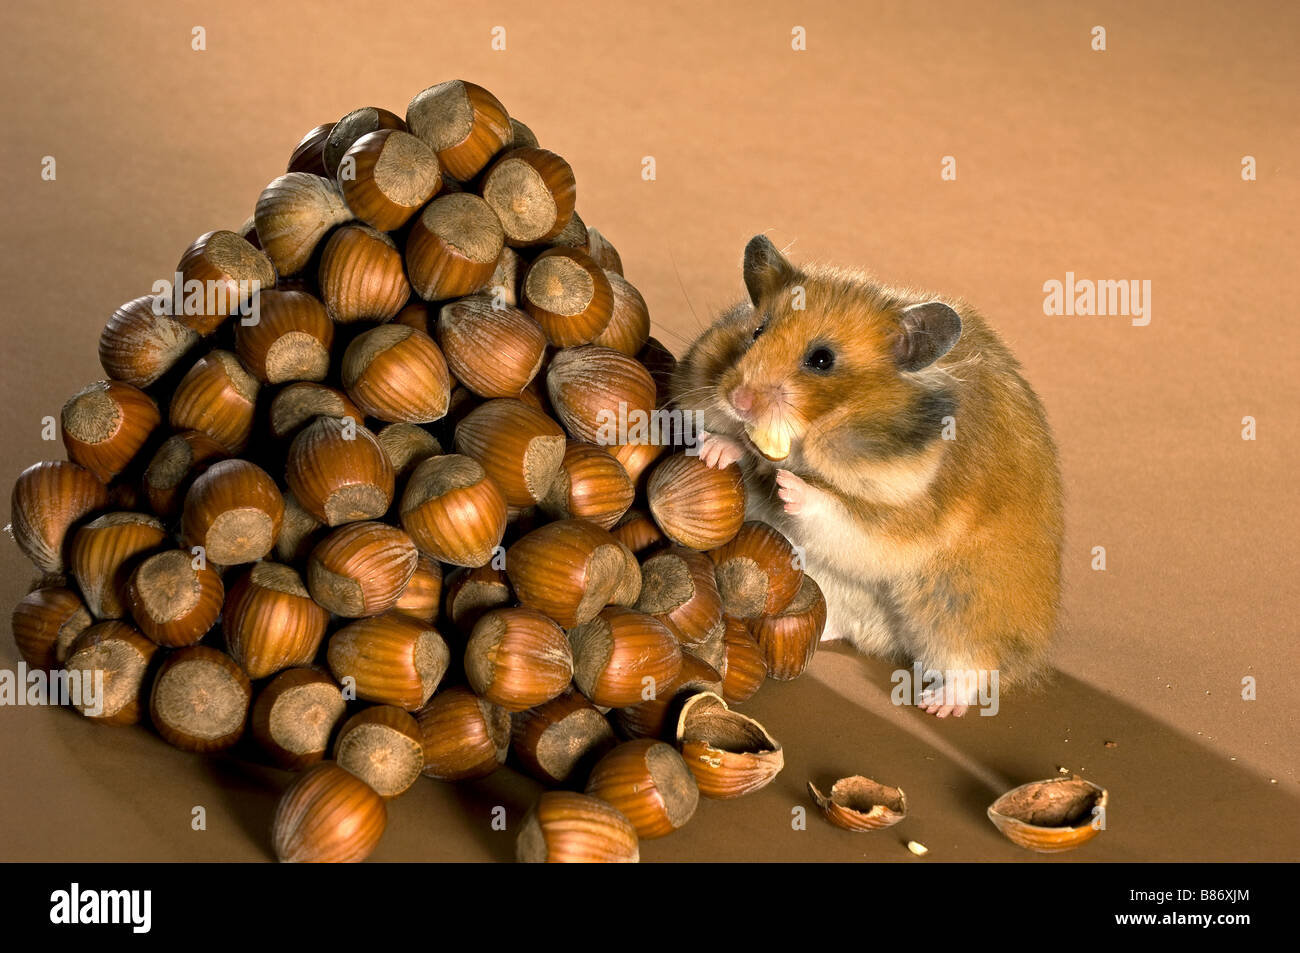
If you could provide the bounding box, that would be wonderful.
[253,172,352,276]
[272,762,387,863]
[435,295,547,399]
[60,380,161,482]
[709,521,803,618]
[591,272,650,356]
[285,415,395,527]
[149,645,252,752]
[251,667,346,771]
[719,616,767,704]
[181,459,285,566]
[168,350,260,454]
[338,129,441,232]
[567,606,683,708]
[454,398,566,508]
[415,685,511,781]
[318,224,411,323]
[399,454,507,567]
[341,325,451,424]
[286,122,334,177]
[126,549,225,647]
[223,562,329,679]
[175,230,276,335]
[635,545,724,647]
[307,521,418,617]
[516,791,639,863]
[510,688,616,787]
[11,587,92,669]
[326,611,449,711]
[546,345,656,445]
[405,80,511,181]
[539,440,635,530]
[68,512,169,619]
[233,288,334,383]
[506,519,635,628]
[480,147,577,245]
[98,294,200,388]
[9,461,110,574]
[522,248,613,346]
[647,452,746,551]
[464,607,574,711]
[404,193,504,300]
[746,574,826,680]
[585,739,699,839]
[333,705,425,798]
[63,621,158,725]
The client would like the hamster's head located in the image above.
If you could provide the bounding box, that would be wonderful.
[676,235,964,473]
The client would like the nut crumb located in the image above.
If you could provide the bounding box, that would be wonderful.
[906,840,928,856]
[1104,741,1117,748]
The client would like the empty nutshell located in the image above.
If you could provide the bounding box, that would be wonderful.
[987,777,1109,853]
[808,776,908,832]
[674,691,783,799]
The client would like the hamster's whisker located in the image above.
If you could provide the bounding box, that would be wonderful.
[667,250,708,332]
[648,323,694,350]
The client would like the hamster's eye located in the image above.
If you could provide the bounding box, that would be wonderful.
[752,322,767,341]
[803,346,836,372]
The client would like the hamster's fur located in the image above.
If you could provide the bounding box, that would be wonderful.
[672,236,1063,716]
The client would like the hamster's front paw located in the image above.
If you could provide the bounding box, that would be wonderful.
[775,468,813,515]
[698,431,744,469]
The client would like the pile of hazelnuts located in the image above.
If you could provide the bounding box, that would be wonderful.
[7,80,828,863]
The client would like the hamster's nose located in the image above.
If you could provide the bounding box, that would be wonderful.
[729,386,755,418]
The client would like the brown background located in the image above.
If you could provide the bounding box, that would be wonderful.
[1,0,1296,861]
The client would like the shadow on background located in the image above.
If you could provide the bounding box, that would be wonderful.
[747,647,1300,863]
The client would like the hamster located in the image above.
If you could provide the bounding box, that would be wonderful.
[672,236,1064,717]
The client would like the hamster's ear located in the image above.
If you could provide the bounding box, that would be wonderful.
[743,235,798,306]
[893,301,962,372]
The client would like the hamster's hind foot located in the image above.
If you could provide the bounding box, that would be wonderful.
[916,669,980,719]
[698,431,744,469]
